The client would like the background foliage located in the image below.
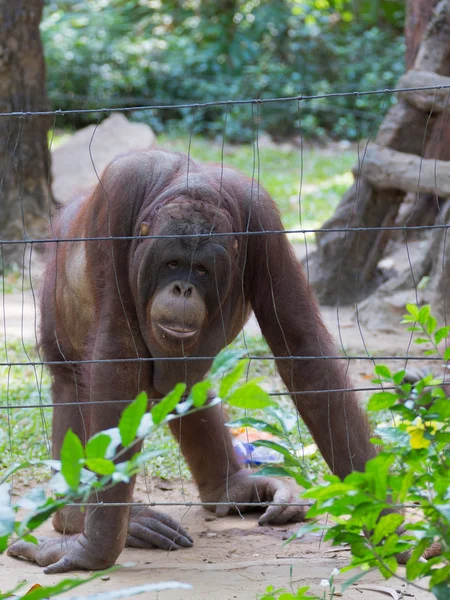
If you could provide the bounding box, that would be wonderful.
[42,0,405,141]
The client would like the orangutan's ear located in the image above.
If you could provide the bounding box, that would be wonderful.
[139,222,150,237]
[233,238,239,255]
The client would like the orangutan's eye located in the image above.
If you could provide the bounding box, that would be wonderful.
[168,261,179,270]
[195,265,207,277]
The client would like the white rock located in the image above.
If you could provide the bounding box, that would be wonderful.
[51,113,156,204]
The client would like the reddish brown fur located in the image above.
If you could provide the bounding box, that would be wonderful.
[12,150,377,573]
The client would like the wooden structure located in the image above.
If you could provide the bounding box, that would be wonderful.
[309,0,450,322]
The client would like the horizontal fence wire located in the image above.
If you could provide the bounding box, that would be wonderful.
[1,383,446,411]
[0,355,445,367]
[1,222,450,245]
[65,501,422,509]
[0,81,449,118]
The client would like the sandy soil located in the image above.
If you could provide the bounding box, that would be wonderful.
[1,483,435,600]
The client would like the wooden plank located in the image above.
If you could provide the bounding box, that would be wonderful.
[398,70,450,112]
[360,145,450,196]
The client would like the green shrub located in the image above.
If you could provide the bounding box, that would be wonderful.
[41,1,405,141]
[291,305,450,599]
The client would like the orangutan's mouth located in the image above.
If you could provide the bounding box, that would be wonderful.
[158,324,199,340]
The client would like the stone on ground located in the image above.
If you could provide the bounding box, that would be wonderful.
[51,113,156,204]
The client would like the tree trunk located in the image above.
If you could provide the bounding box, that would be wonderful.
[405,0,440,69]
[0,0,54,267]
[398,0,450,231]
[309,0,450,306]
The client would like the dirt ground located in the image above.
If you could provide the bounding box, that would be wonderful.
[1,482,435,600]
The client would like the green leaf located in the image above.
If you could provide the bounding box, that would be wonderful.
[252,440,297,465]
[398,469,414,503]
[151,383,186,425]
[210,348,244,377]
[256,466,294,478]
[418,304,430,324]
[190,379,210,407]
[374,365,391,379]
[118,392,148,447]
[430,565,450,587]
[60,429,84,490]
[415,337,431,344]
[12,567,121,599]
[0,534,9,553]
[405,304,419,319]
[227,381,276,409]
[432,581,450,600]
[444,347,450,362]
[379,555,398,578]
[292,521,322,540]
[256,465,312,489]
[366,454,394,500]
[226,417,283,437]
[433,398,450,417]
[435,326,450,345]
[219,359,248,398]
[427,315,437,335]
[86,433,111,460]
[85,458,116,476]
[392,369,406,385]
[20,499,66,533]
[367,391,398,411]
[372,513,404,545]
[21,533,38,544]
[406,539,429,580]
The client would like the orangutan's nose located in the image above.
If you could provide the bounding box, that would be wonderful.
[171,281,193,298]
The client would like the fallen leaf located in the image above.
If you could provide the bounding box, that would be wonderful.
[155,478,174,491]
[25,584,44,595]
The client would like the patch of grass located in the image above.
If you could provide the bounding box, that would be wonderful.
[159,135,356,231]
[1,333,322,483]
[48,131,355,232]
[0,339,52,485]
[144,426,191,481]
[1,264,32,295]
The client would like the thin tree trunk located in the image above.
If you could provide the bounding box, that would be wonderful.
[0,0,54,267]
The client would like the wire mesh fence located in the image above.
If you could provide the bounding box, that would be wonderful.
[1,81,450,518]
